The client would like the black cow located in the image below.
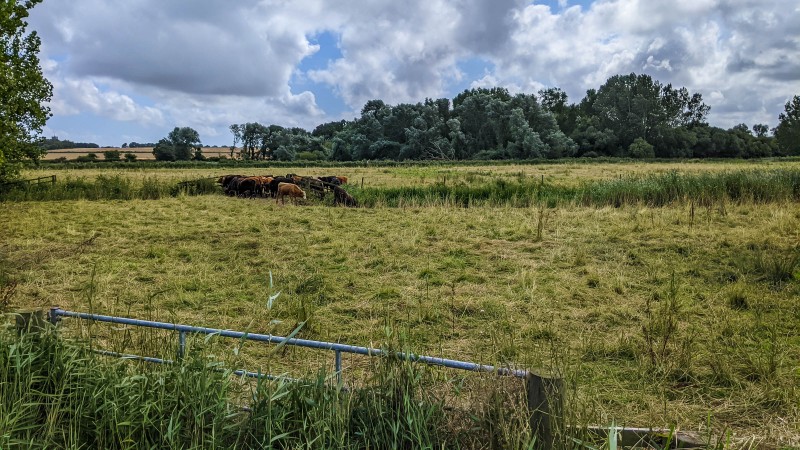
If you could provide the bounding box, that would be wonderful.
[318,176,341,186]
[333,186,357,207]
[221,175,248,196]
[218,174,245,192]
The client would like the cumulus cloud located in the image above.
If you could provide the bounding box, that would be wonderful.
[26,0,800,145]
[488,0,800,128]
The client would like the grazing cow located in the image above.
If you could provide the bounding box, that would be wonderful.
[218,174,245,194]
[318,176,341,186]
[276,182,306,204]
[333,185,357,207]
[335,176,348,185]
[236,176,263,197]
[224,176,249,196]
[268,177,296,198]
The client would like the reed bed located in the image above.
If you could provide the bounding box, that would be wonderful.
[352,169,800,208]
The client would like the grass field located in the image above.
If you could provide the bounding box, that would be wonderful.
[43,147,232,161]
[3,160,800,447]
[24,157,800,188]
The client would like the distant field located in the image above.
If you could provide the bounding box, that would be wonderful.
[4,160,800,446]
[43,147,231,161]
[25,158,800,188]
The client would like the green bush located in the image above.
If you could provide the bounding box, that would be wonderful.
[103,150,121,161]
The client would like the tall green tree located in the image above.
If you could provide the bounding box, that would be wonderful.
[152,127,201,161]
[0,0,52,183]
[589,73,708,151]
[775,95,800,156]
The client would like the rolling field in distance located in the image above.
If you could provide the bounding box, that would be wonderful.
[25,157,800,188]
[3,160,800,446]
[42,147,231,161]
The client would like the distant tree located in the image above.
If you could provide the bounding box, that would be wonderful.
[0,0,53,183]
[103,150,121,161]
[752,124,769,138]
[732,123,751,135]
[273,145,296,161]
[121,142,128,148]
[312,120,347,139]
[230,122,269,160]
[76,153,98,163]
[775,95,800,155]
[152,127,201,161]
[538,87,578,135]
[627,138,655,158]
[590,73,709,150]
[152,138,176,161]
[168,127,201,160]
[124,152,137,162]
[507,108,546,159]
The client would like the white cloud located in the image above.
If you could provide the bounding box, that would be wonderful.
[26,0,800,144]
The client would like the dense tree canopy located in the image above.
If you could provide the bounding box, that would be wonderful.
[152,127,202,161]
[775,95,800,156]
[0,0,52,183]
[225,76,787,162]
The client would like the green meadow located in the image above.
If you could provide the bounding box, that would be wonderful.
[2,159,799,448]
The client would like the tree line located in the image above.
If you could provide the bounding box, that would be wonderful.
[2,0,799,184]
[218,73,799,162]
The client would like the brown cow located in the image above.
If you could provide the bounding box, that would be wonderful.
[276,182,306,204]
[335,176,348,185]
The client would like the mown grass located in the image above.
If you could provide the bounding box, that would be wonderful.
[2,161,799,447]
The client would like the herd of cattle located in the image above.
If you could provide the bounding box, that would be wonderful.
[217,174,357,207]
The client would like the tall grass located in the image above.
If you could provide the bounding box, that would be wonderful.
[0,175,219,201]
[352,169,800,208]
[0,324,537,449]
[4,168,797,206]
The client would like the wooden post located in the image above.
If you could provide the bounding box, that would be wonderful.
[526,371,564,450]
[16,310,46,334]
[361,177,364,189]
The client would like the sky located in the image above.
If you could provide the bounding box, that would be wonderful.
[27,0,800,147]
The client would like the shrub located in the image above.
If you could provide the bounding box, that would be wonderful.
[103,150,121,161]
[627,138,655,158]
[75,153,98,163]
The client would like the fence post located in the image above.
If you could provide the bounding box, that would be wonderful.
[16,310,46,334]
[177,331,186,361]
[335,350,342,385]
[526,370,564,450]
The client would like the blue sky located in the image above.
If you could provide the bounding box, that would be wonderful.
[28,0,800,147]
